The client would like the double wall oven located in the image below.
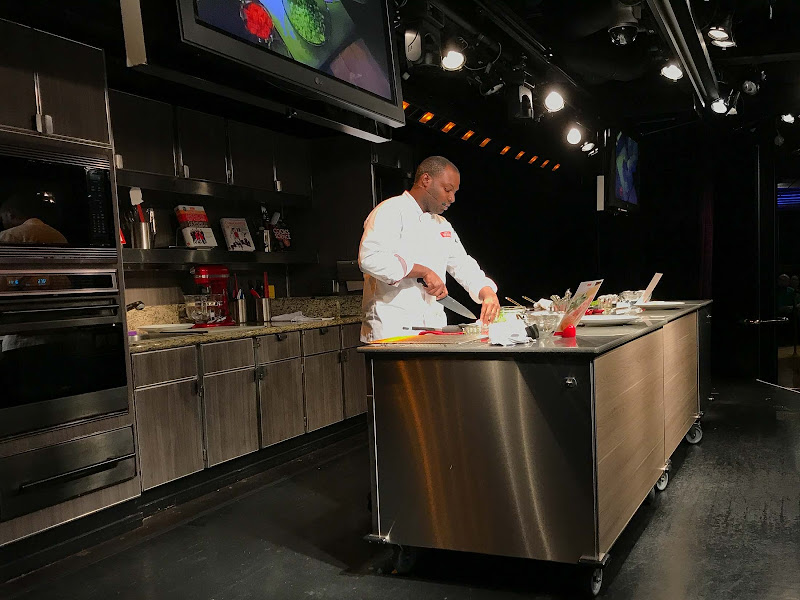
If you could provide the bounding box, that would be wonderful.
[0,142,135,522]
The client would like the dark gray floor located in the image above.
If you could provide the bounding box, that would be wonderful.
[3,384,800,600]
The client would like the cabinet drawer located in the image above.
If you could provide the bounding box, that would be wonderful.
[341,323,362,349]
[255,331,300,364]
[302,327,340,356]
[132,346,197,388]
[201,339,254,374]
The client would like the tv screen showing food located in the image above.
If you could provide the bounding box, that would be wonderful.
[194,0,394,102]
[613,131,640,207]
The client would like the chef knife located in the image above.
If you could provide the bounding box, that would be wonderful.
[417,278,478,320]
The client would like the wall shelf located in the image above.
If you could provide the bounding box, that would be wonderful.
[115,170,311,209]
[122,248,318,270]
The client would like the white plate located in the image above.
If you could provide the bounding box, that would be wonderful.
[637,301,686,310]
[581,315,640,326]
[139,324,195,332]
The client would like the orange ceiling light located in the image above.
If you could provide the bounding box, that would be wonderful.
[515,151,525,160]
[540,159,550,168]
[479,137,491,148]
[528,155,539,164]
[419,111,435,124]
[500,146,511,155]
[461,130,475,141]
[552,163,561,171]
[402,101,410,110]
[441,121,456,133]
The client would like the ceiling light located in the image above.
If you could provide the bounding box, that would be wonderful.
[581,142,596,152]
[515,151,525,160]
[566,127,582,145]
[500,146,511,155]
[552,164,561,171]
[479,137,491,148]
[402,101,410,110]
[711,38,736,48]
[441,121,456,133]
[528,155,539,164]
[419,111,435,123]
[711,98,728,114]
[707,27,729,41]
[461,130,475,141]
[441,49,466,71]
[660,63,683,81]
[544,90,565,113]
[781,114,795,124]
[588,148,599,157]
[540,159,550,168]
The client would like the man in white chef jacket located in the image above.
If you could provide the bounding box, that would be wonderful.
[359,156,500,342]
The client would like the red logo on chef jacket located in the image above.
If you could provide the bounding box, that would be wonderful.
[440,231,452,238]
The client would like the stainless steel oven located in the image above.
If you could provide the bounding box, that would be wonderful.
[0,269,129,438]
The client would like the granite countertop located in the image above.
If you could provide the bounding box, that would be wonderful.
[360,301,712,357]
[129,316,362,353]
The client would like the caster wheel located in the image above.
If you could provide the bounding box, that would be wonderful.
[392,546,418,575]
[587,567,603,597]
[685,423,703,445]
[655,470,669,492]
[644,486,657,505]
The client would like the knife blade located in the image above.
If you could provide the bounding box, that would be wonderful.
[417,277,478,320]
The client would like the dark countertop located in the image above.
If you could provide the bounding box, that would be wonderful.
[129,316,362,354]
[360,301,712,357]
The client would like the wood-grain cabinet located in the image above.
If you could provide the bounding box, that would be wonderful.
[0,20,109,144]
[131,324,367,489]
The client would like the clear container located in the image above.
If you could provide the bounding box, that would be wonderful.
[184,294,225,324]
[523,311,562,336]
[496,306,525,323]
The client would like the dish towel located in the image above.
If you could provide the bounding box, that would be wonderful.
[270,311,335,323]
[488,320,532,346]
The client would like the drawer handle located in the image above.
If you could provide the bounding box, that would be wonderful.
[19,453,135,492]
[276,333,287,341]
[319,327,329,335]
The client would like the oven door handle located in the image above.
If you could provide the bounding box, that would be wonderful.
[18,453,136,493]
[0,315,121,335]
[2,304,119,315]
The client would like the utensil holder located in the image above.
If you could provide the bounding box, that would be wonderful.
[132,222,152,249]
[231,299,248,324]
[256,298,271,324]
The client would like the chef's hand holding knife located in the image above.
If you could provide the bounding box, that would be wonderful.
[414,265,500,325]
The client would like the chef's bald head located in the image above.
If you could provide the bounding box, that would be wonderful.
[414,156,459,184]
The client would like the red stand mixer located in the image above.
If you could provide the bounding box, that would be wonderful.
[189,265,234,327]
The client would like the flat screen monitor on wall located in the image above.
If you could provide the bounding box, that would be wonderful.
[176,0,405,127]
[606,129,640,212]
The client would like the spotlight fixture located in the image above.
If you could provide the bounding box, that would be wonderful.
[441,121,456,133]
[581,141,596,152]
[402,101,410,110]
[419,111,435,123]
[515,151,525,160]
[781,114,795,124]
[540,159,550,168]
[566,127,582,145]
[528,155,539,164]
[660,62,683,81]
[711,38,736,48]
[588,148,600,157]
[544,90,565,113]
[552,164,561,172]
[708,16,732,42]
[711,98,728,114]
[742,80,760,96]
[461,130,475,141]
[500,146,511,156]
[441,38,467,72]
[479,137,491,148]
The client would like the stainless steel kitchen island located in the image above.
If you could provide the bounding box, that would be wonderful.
[360,301,712,596]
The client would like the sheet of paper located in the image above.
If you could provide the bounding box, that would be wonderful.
[556,279,604,333]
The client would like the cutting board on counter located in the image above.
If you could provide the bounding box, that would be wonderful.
[370,334,485,345]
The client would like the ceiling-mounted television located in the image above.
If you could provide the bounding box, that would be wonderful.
[177,0,404,127]
[605,129,640,212]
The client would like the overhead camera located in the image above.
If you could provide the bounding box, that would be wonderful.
[742,80,759,95]
[608,23,638,46]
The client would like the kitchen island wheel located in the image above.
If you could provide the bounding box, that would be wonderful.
[391,545,418,575]
[685,423,703,445]
[585,566,604,597]
[655,469,669,492]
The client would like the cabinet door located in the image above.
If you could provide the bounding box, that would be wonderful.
[0,20,36,131]
[342,348,367,417]
[259,359,304,447]
[36,32,109,144]
[301,326,340,356]
[109,91,176,176]
[203,369,259,466]
[274,133,311,195]
[134,379,204,490]
[304,351,343,431]
[176,107,228,182]
[228,120,276,190]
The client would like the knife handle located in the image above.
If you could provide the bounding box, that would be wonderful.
[416,278,427,287]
